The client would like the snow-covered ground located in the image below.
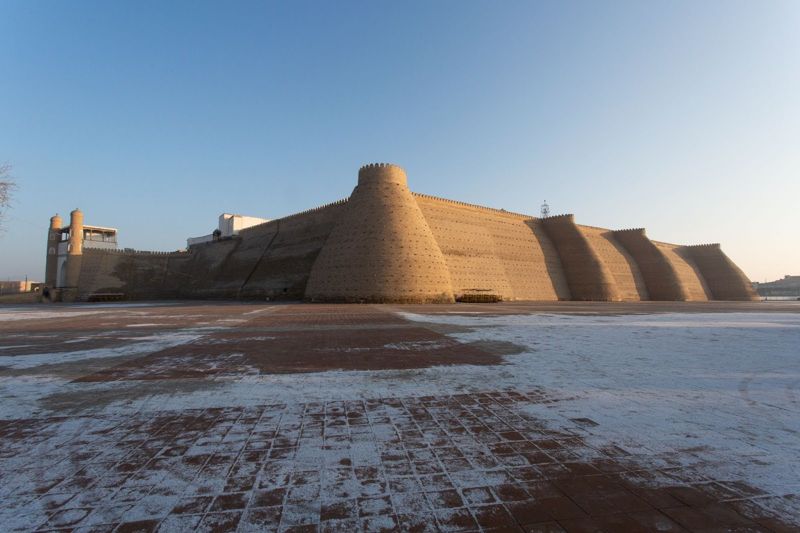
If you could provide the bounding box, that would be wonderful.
[122,311,800,512]
[1,308,799,525]
[395,312,800,500]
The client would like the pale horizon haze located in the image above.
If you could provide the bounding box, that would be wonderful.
[1,0,798,283]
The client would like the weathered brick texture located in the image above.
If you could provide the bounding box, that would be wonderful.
[541,215,622,301]
[414,195,570,301]
[577,225,649,301]
[78,248,191,300]
[304,164,455,303]
[613,229,687,300]
[653,242,712,301]
[686,244,759,301]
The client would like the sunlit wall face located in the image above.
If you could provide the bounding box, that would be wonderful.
[0,0,798,282]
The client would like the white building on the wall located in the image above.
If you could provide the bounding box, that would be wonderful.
[187,213,270,247]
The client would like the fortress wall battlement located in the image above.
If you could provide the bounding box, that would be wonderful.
[541,215,621,301]
[413,195,569,300]
[238,198,350,236]
[541,213,575,221]
[612,228,688,300]
[571,221,625,232]
[75,199,350,301]
[76,249,120,298]
[183,200,349,300]
[358,163,407,186]
[94,248,190,256]
[685,243,722,249]
[411,192,533,219]
[172,237,245,298]
[58,163,755,303]
[238,199,349,300]
[305,165,454,303]
[522,220,572,300]
[77,248,192,300]
[684,244,759,301]
[577,225,649,301]
[652,243,712,301]
[614,228,646,234]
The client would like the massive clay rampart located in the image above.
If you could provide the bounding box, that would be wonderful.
[612,229,687,300]
[540,215,621,301]
[78,248,192,300]
[305,164,454,303]
[652,242,712,301]
[684,244,758,301]
[576,225,649,301]
[413,194,569,301]
[65,163,756,303]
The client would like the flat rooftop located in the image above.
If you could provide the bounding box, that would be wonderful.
[0,301,798,531]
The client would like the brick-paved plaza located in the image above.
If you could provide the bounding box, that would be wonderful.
[1,302,799,532]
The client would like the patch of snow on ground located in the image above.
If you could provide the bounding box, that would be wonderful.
[0,309,107,321]
[2,310,798,515]
[135,311,800,502]
[66,302,178,308]
[383,341,450,350]
[397,312,800,498]
[0,330,204,418]
[0,332,203,370]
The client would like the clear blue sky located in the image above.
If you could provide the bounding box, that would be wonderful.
[1,0,798,282]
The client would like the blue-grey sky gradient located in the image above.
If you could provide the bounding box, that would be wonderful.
[1,0,798,282]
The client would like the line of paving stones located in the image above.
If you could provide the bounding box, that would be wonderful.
[0,390,792,532]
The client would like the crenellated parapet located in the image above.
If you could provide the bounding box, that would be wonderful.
[685,243,721,249]
[357,162,408,186]
[359,162,403,172]
[85,248,191,256]
[238,198,350,236]
[541,213,574,221]
[411,192,533,219]
[283,198,349,220]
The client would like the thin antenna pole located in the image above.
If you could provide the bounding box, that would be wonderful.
[540,200,550,218]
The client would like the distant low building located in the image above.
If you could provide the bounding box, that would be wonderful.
[0,280,39,295]
[753,275,800,298]
[187,213,270,247]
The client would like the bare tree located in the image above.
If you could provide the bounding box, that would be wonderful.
[0,163,16,231]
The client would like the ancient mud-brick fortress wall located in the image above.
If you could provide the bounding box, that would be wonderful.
[652,241,712,301]
[78,248,193,300]
[412,195,570,301]
[65,163,758,302]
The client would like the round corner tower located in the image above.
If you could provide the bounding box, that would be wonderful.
[44,214,63,288]
[357,162,407,187]
[63,208,84,292]
[68,208,84,254]
[305,163,454,303]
